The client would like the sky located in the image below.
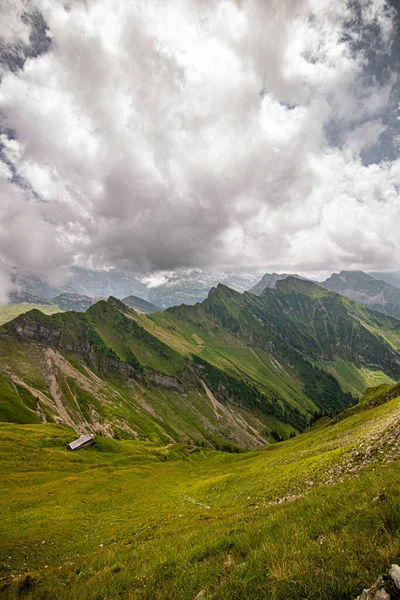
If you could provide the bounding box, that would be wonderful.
[0,0,399,295]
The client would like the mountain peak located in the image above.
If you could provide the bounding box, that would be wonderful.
[250,272,306,296]
[274,276,329,297]
[107,296,130,312]
[321,270,400,320]
[121,295,162,314]
[337,270,374,280]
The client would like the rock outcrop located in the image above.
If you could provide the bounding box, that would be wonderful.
[355,564,400,599]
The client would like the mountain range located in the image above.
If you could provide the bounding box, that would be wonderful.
[248,269,400,323]
[320,270,400,320]
[11,266,265,308]
[2,277,400,450]
[9,291,162,315]
[9,266,400,318]
[2,271,400,599]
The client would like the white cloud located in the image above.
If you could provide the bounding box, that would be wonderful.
[0,160,12,181]
[141,274,169,289]
[0,0,31,45]
[0,0,398,285]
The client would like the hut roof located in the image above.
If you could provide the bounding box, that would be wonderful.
[67,433,94,451]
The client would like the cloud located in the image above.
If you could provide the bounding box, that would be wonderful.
[0,0,398,287]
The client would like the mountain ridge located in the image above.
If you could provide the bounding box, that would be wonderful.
[249,272,306,295]
[321,270,400,320]
[2,279,400,448]
[121,295,162,314]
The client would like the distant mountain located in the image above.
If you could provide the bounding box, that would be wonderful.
[143,268,265,307]
[321,270,400,320]
[10,267,400,319]
[368,271,400,289]
[12,267,147,300]
[11,267,264,308]
[11,271,61,298]
[122,295,162,314]
[9,291,53,305]
[62,267,148,298]
[52,293,97,312]
[249,272,306,296]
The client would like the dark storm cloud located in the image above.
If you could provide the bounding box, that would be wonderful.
[0,0,399,296]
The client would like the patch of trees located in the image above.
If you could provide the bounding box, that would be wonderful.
[298,361,356,413]
[192,356,308,431]
[110,310,178,361]
[268,429,296,442]
[193,438,243,453]
[309,409,332,426]
[270,429,283,442]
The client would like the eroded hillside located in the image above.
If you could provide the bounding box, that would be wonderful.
[1,280,400,449]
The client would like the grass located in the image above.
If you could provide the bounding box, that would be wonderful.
[0,328,273,449]
[2,283,399,447]
[0,304,62,326]
[330,357,394,396]
[1,387,400,599]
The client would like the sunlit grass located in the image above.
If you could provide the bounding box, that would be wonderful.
[1,390,400,599]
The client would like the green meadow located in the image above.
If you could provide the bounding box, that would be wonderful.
[1,385,400,600]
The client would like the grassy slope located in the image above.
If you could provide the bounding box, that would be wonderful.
[341,296,400,350]
[330,357,394,396]
[149,296,314,413]
[145,280,400,407]
[147,303,318,432]
[1,382,400,599]
[2,279,400,445]
[0,304,278,448]
[0,304,62,326]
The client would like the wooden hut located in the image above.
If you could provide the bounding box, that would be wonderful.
[66,433,94,451]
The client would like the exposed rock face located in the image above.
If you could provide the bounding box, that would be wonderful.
[146,372,184,392]
[9,291,52,305]
[14,320,63,343]
[390,565,400,590]
[355,564,400,599]
[7,310,142,381]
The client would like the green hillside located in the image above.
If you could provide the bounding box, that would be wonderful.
[1,279,400,448]
[0,381,399,599]
[150,278,400,397]
[0,299,282,448]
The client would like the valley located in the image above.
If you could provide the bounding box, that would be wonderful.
[1,380,400,599]
[2,2,400,597]
[1,276,400,599]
